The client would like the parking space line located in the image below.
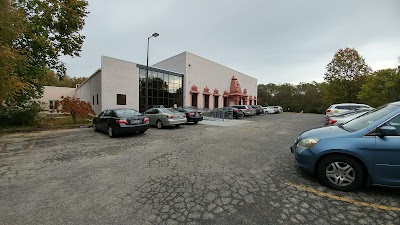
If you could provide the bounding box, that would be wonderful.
[285,182,400,212]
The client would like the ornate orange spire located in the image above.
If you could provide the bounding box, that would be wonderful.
[229,76,242,94]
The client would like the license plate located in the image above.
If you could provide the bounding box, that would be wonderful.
[131,120,140,124]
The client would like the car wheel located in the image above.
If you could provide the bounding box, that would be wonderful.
[317,155,364,191]
[194,121,198,124]
[108,126,116,138]
[156,120,163,129]
[175,124,180,127]
[92,122,97,131]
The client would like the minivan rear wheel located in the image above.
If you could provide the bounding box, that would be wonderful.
[317,155,364,191]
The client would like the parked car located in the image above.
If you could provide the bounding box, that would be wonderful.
[93,108,149,138]
[291,101,400,191]
[231,105,255,117]
[250,105,264,115]
[326,103,373,117]
[326,110,370,126]
[271,106,283,113]
[220,107,244,119]
[176,107,203,124]
[263,106,277,114]
[144,108,187,128]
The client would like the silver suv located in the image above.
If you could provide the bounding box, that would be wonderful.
[326,103,373,116]
[231,105,255,117]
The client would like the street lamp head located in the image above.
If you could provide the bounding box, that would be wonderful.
[152,33,159,37]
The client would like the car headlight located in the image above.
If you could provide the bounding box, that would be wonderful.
[297,138,320,149]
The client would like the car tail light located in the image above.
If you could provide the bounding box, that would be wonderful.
[246,108,250,111]
[144,118,149,123]
[167,115,174,119]
[116,119,128,125]
[327,109,331,113]
[235,110,239,112]
[329,120,337,125]
[188,112,194,116]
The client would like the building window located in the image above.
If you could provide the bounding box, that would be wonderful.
[92,95,94,105]
[214,96,219,108]
[139,68,183,112]
[49,100,57,110]
[204,95,210,108]
[117,94,126,105]
[191,93,198,107]
[223,97,228,107]
[96,94,99,105]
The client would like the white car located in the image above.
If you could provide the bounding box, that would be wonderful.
[272,106,283,113]
[325,103,373,117]
[263,106,278,114]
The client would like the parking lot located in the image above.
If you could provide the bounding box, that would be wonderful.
[0,113,399,225]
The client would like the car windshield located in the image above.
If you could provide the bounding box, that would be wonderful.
[114,109,142,117]
[342,104,396,132]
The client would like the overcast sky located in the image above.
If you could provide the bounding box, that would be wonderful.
[61,0,400,85]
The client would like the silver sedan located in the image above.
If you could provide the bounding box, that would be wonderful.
[144,108,187,128]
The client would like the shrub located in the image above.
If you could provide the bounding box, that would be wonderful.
[0,102,41,127]
[59,96,95,124]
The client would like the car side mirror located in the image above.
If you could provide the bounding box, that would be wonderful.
[379,126,397,137]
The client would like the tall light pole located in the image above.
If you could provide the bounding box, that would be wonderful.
[145,32,159,111]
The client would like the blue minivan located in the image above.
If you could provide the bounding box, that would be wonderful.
[291,101,400,191]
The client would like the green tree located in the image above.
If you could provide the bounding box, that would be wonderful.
[1,0,88,104]
[324,48,371,104]
[257,83,278,106]
[0,0,27,105]
[358,69,400,107]
[41,69,87,88]
[295,82,324,113]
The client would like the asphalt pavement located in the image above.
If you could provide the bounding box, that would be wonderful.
[0,113,399,225]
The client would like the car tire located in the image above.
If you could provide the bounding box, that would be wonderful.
[194,121,198,124]
[93,122,97,131]
[175,124,180,128]
[156,120,163,129]
[317,155,364,191]
[108,126,116,138]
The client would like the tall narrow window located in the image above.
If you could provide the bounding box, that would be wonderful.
[92,95,94,105]
[204,95,210,108]
[223,97,228,107]
[96,94,99,105]
[214,96,219,108]
[117,94,126,105]
[191,93,198,107]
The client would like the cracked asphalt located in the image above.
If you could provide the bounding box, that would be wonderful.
[0,113,399,225]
